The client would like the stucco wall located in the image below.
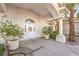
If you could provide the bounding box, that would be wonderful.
[6,6,48,38]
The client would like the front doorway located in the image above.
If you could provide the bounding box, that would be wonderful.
[24,19,36,40]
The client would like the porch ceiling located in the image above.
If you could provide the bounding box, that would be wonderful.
[6,3,59,18]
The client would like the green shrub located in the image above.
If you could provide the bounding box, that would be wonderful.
[49,31,58,39]
[0,44,5,56]
[42,26,58,39]
[42,26,52,35]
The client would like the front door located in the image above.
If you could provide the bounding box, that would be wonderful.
[23,19,36,40]
[26,24,35,39]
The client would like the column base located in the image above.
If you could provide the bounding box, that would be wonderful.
[56,34,66,43]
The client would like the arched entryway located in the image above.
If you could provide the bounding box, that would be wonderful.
[24,19,36,40]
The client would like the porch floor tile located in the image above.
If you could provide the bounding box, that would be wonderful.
[19,38,79,56]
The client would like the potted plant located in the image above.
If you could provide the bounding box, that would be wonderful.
[42,26,52,39]
[0,20,23,50]
[49,31,58,39]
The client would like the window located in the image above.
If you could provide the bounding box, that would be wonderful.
[25,19,35,24]
[25,19,35,32]
[28,27,32,32]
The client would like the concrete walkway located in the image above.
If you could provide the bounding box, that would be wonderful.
[20,38,79,56]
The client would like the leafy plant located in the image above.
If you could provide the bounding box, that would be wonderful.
[42,26,52,35]
[0,20,24,40]
[0,44,5,56]
[49,31,58,39]
[42,26,58,39]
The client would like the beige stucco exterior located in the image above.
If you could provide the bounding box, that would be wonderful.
[5,5,49,38]
[0,3,67,43]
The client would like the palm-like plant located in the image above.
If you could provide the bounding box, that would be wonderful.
[66,3,75,42]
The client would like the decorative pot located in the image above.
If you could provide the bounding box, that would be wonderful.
[8,39,19,50]
[45,35,49,39]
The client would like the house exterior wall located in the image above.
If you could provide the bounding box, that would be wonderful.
[6,6,49,39]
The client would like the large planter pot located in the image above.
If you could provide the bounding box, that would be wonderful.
[8,39,19,50]
[45,35,49,39]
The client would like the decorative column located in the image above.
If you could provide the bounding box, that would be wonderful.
[56,18,66,43]
[59,18,63,35]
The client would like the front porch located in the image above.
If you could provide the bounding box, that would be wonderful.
[0,3,79,56]
[4,38,79,56]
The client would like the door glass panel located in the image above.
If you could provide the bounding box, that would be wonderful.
[25,19,35,32]
[28,27,32,32]
[33,27,35,31]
